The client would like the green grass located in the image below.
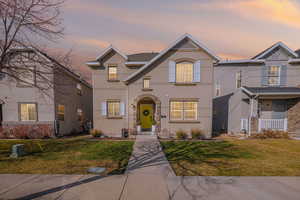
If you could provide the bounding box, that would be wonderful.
[161,139,300,176]
[0,136,134,174]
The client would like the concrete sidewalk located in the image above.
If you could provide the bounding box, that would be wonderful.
[1,135,300,200]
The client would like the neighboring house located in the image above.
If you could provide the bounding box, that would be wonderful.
[87,34,220,138]
[213,42,300,137]
[0,48,92,137]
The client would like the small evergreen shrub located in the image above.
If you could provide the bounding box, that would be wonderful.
[251,129,290,139]
[176,129,188,140]
[90,129,103,138]
[191,129,205,140]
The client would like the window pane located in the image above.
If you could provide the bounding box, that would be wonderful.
[58,105,65,121]
[20,103,36,121]
[170,101,183,120]
[268,77,279,85]
[269,66,280,76]
[108,66,117,80]
[143,79,150,88]
[108,101,120,117]
[184,102,197,120]
[176,63,193,83]
[19,67,35,85]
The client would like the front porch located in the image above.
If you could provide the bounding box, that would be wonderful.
[241,87,300,135]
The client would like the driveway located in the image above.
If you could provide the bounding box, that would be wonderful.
[1,135,300,200]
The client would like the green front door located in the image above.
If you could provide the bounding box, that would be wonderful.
[140,104,153,130]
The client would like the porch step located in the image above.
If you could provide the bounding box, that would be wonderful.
[137,131,155,136]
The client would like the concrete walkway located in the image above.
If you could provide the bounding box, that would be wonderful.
[1,135,300,200]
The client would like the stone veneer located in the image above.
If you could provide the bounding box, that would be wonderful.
[250,117,258,133]
[287,98,300,134]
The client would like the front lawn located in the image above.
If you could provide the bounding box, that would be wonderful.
[0,136,134,174]
[161,138,300,176]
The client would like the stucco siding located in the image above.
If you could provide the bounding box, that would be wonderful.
[54,71,92,136]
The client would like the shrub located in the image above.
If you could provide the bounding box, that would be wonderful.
[90,129,103,138]
[176,129,188,140]
[250,129,290,139]
[0,125,54,139]
[191,129,205,140]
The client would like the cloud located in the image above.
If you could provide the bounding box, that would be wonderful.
[184,0,300,29]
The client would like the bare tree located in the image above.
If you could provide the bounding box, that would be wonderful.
[0,0,70,92]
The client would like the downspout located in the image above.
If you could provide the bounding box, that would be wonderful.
[127,83,129,130]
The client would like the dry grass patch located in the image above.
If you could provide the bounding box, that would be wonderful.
[161,139,300,176]
[0,137,134,174]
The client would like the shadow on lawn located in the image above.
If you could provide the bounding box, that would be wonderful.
[162,140,253,176]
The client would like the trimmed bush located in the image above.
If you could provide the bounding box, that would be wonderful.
[191,129,205,140]
[250,129,290,139]
[0,125,53,139]
[176,129,188,140]
[90,129,103,138]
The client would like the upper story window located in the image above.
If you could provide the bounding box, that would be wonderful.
[143,78,150,89]
[76,83,82,95]
[17,66,35,87]
[267,66,280,86]
[19,103,37,121]
[215,81,221,97]
[236,71,242,88]
[57,104,65,121]
[108,65,118,81]
[176,62,193,83]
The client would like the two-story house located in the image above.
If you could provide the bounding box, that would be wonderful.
[87,34,220,138]
[0,48,93,137]
[213,42,300,137]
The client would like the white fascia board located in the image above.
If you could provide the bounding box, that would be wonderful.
[125,33,220,82]
[86,61,101,66]
[255,42,298,60]
[218,59,265,64]
[96,45,128,61]
[289,59,300,64]
[125,61,147,65]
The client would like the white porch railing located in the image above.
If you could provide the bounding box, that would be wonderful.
[258,118,288,132]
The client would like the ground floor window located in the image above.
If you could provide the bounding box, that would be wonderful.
[170,100,198,121]
[58,104,65,121]
[77,108,83,121]
[107,101,120,117]
[19,103,37,121]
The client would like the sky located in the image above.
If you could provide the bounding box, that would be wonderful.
[55,0,300,80]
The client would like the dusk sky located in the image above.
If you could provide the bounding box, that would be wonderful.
[56,0,300,79]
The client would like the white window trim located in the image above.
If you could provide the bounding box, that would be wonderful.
[267,66,281,86]
[19,103,38,122]
[170,100,198,121]
[236,71,242,89]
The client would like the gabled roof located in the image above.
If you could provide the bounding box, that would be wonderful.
[124,33,220,83]
[252,42,298,60]
[10,48,92,88]
[296,49,300,58]
[127,52,159,62]
[96,45,128,61]
[242,86,300,96]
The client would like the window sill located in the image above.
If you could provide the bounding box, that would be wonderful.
[106,116,123,119]
[174,83,197,86]
[142,88,153,91]
[169,120,200,123]
[107,80,120,82]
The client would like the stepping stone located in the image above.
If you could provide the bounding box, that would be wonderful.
[87,167,106,174]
